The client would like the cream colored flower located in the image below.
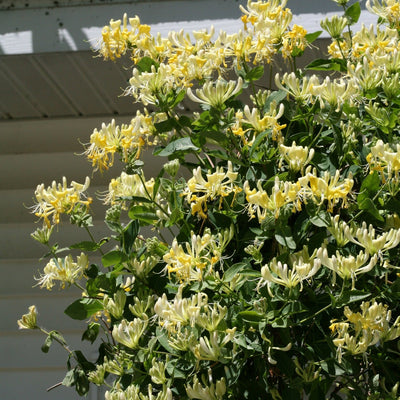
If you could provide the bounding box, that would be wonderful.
[187,78,243,108]
[154,286,208,333]
[112,317,148,349]
[259,246,321,294]
[186,374,226,400]
[244,177,301,221]
[317,247,378,287]
[103,171,157,207]
[275,72,319,103]
[331,301,400,362]
[299,167,353,212]
[183,161,240,219]
[35,253,88,290]
[32,177,91,227]
[17,305,38,330]
[279,141,314,173]
[346,221,400,255]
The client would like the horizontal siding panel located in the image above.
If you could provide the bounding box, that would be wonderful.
[0,116,131,156]
[2,293,88,333]
[0,370,99,400]
[0,330,95,368]
[0,222,112,259]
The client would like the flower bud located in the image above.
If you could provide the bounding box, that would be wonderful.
[164,159,180,177]
[17,305,38,330]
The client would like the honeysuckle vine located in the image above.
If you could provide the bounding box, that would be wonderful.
[19,0,400,399]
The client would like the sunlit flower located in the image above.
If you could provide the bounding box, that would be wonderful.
[32,177,91,227]
[367,0,400,29]
[186,373,226,400]
[154,285,208,333]
[312,76,359,111]
[259,246,321,294]
[281,24,308,59]
[320,15,348,39]
[275,72,319,103]
[367,139,400,185]
[331,301,400,362]
[103,171,157,207]
[279,141,314,173]
[244,177,301,221]
[242,103,286,143]
[317,247,378,288]
[183,161,241,219]
[84,112,157,172]
[35,253,89,290]
[99,13,151,61]
[162,230,221,283]
[299,167,354,212]
[112,317,148,349]
[187,78,243,108]
[103,290,127,319]
[345,221,400,255]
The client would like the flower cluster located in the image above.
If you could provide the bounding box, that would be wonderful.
[331,301,400,362]
[32,176,91,227]
[21,1,400,399]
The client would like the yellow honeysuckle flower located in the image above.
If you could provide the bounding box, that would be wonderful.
[112,317,148,349]
[279,141,314,173]
[183,161,241,219]
[345,221,400,255]
[317,247,378,288]
[35,253,89,290]
[103,171,157,207]
[299,167,354,212]
[187,77,243,109]
[32,177,91,227]
[154,286,208,333]
[17,305,38,330]
[244,177,301,221]
[259,246,321,294]
[331,301,400,362]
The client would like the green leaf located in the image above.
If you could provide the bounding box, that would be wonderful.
[122,220,139,253]
[101,250,128,268]
[64,298,103,320]
[305,30,322,44]
[154,118,178,133]
[263,90,287,113]
[128,205,158,225]
[305,58,347,72]
[170,89,186,108]
[275,225,297,250]
[335,290,371,308]
[82,322,100,344]
[249,129,270,160]
[360,171,380,193]
[239,310,265,323]
[62,369,76,387]
[309,210,331,227]
[358,197,383,221]
[223,262,249,282]
[156,326,179,354]
[155,137,199,157]
[245,65,264,82]
[70,241,100,251]
[345,2,361,24]
[357,172,383,221]
[41,330,66,353]
[136,56,159,73]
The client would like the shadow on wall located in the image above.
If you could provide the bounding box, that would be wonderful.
[0,0,366,55]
